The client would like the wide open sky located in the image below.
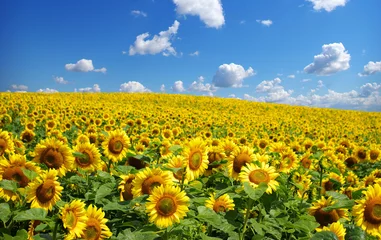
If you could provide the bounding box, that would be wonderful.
[1,0,380,111]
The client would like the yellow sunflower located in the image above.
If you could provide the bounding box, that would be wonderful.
[239,162,279,194]
[118,174,135,201]
[0,154,41,202]
[321,172,345,195]
[0,130,14,156]
[205,193,235,213]
[278,149,298,173]
[316,222,346,240]
[353,183,381,238]
[26,169,63,211]
[205,146,226,175]
[182,138,209,181]
[73,142,102,172]
[369,144,380,162]
[132,167,173,197]
[102,129,130,162]
[81,205,112,240]
[309,196,349,227]
[229,146,255,180]
[33,138,74,176]
[61,200,88,240]
[27,220,42,240]
[354,146,368,162]
[146,185,190,228]
[166,155,187,184]
[20,129,35,143]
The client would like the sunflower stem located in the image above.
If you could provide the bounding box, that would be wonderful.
[240,198,253,240]
[52,219,59,240]
[180,167,186,191]
[318,158,324,198]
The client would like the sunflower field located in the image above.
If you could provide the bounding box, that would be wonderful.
[0,92,381,240]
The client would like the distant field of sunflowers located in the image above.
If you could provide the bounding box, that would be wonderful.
[0,92,381,240]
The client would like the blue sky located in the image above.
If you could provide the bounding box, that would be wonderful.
[1,0,381,111]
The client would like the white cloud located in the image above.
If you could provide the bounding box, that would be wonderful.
[78,84,101,93]
[173,0,225,29]
[129,20,180,56]
[359,82,381,97]
[301,79,312,82]
[256,78,293,102]
[53,76,68,84]
[212,63,255,88]
[160,84,166,92]
[190,51,199,56]
[287,74,295,79]
[93,67,107,74]
[256,19,273,27]
[11,84,28,91]
[171,80,186,92]
[131,10,147,17]
[240,20,246,25]
[304,42,350,76]
[188,76,218,95]
[122,51,127,55]
[358,61,381,77]
[228,94,236,98]
[317,80,324,89]
[119,81,151,93]
[37,88,58,93]
[307,0,348,12]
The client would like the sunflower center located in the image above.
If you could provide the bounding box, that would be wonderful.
[122,180,134,201]
[364,197,381,224]
[259,141,267,149]
[357,150,366,160]
[142,176,164,195]
[324,180,334,191]
[156,196,176,216]
[84,218,102,240]
[65,211,77,229]
[208,152,222,170]
[0,138,7,155]
[213,200,227,213]
[36,179,56,203]
[233,153,251,173]
[345,157,356,168]
[126,157,146,170]
[108,139,123,154]
[3,167,30,187]
[41,148,64,169]
[189,151,203,170]
[249,170,269,184]
[301,158,312,169]
[314,208,340,227]
[76,151,93,167]
[370,150,379,161]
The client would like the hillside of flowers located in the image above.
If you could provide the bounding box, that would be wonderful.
[0,92,380,240]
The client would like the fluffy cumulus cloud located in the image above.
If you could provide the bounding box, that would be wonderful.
[119,81,151,93]
[129,20,180,56]
[256,19,273,27]
[171,80,185,92]
[307,0,348,12]
[173,0,225,29]
[160,84,166,92]
[287,74,295,79]
[76,84,101,93]
[11,84,28,91]
[37,88,58,93]
[358,61,381,77]
[65,59,106,73]
[304,43,350,76]
[255,78,293,102]
[131,10,147,17]
[190,51,199,56]
[212,63,255,88]
[188,76,217,96]
[54,76,68,84]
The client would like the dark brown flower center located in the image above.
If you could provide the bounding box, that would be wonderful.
[126,157,146,170]
[156,196,176,216]
[364,197,381,224]
[301,157,312,169]
[22,131,34,143]
[370,150,379,161]
[259,141,267,149]
[108,138,123,154]
[314,208,340,227]
[36,179,56,203]
[207,152,223,170]
[75,150,93,167]
[141,176,164,195]
[122,178,134,201]
[41,148,64,169]
[3,167,30,187]
[249,169,269,184]
[344,157,357,168]
[323,180,334,191]
[357,150,366,160]
[0,138,7,155]
[233,153,251,173]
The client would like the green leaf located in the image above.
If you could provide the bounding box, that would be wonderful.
[293,215,319,233]
[326,191,349,201]
[22,168,38,181]
[13,208,48,222]
[215,186,234,199]
[103,202,129,212]
[73,151,87,158]
[0,180,18,192]
[209,159,228,166]
[168,145,182,152]
[95,183,115,203]
[0,203,11,223]
[114,165,137,175]
[116,229,159,240]
[34,223,48,232]
[322,199,354,211]
[310,231,338,240]
[344,225,366,240]
[200,232,222,240]
[243,182,268,201]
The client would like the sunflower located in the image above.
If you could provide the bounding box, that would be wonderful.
[354,146,368,162]
[206,146,226,172]
[182,138,209,181]
[345,171,359,187]
[0,154,41,202]
[228,146,255,180]
[21,129,35,143]
[75,134,90,145]
[221,139,237,157]
[321,172,345,195]
[166,155,186,184]
[27,220,42,240]
[102,129,130,162]
[125,156,147,170]
[26,169,63,211]
[344,155,358,169]
[316,222,346,240]
[239,162,279,194]
[257,139,269,150]
[73,142,102,172]
[205,193,235,213]
[353,184,381,238]
[369,145,380,162]
[278,150,298,173]
[162,129,173,139]
[309,196,349,227]
[132,167,173,197]
[61,200,88,240]
[81,205,112,240]
[146,185,190,228]
[118,174,135,201]
[0,130,14,156]
[33,138,74,177]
